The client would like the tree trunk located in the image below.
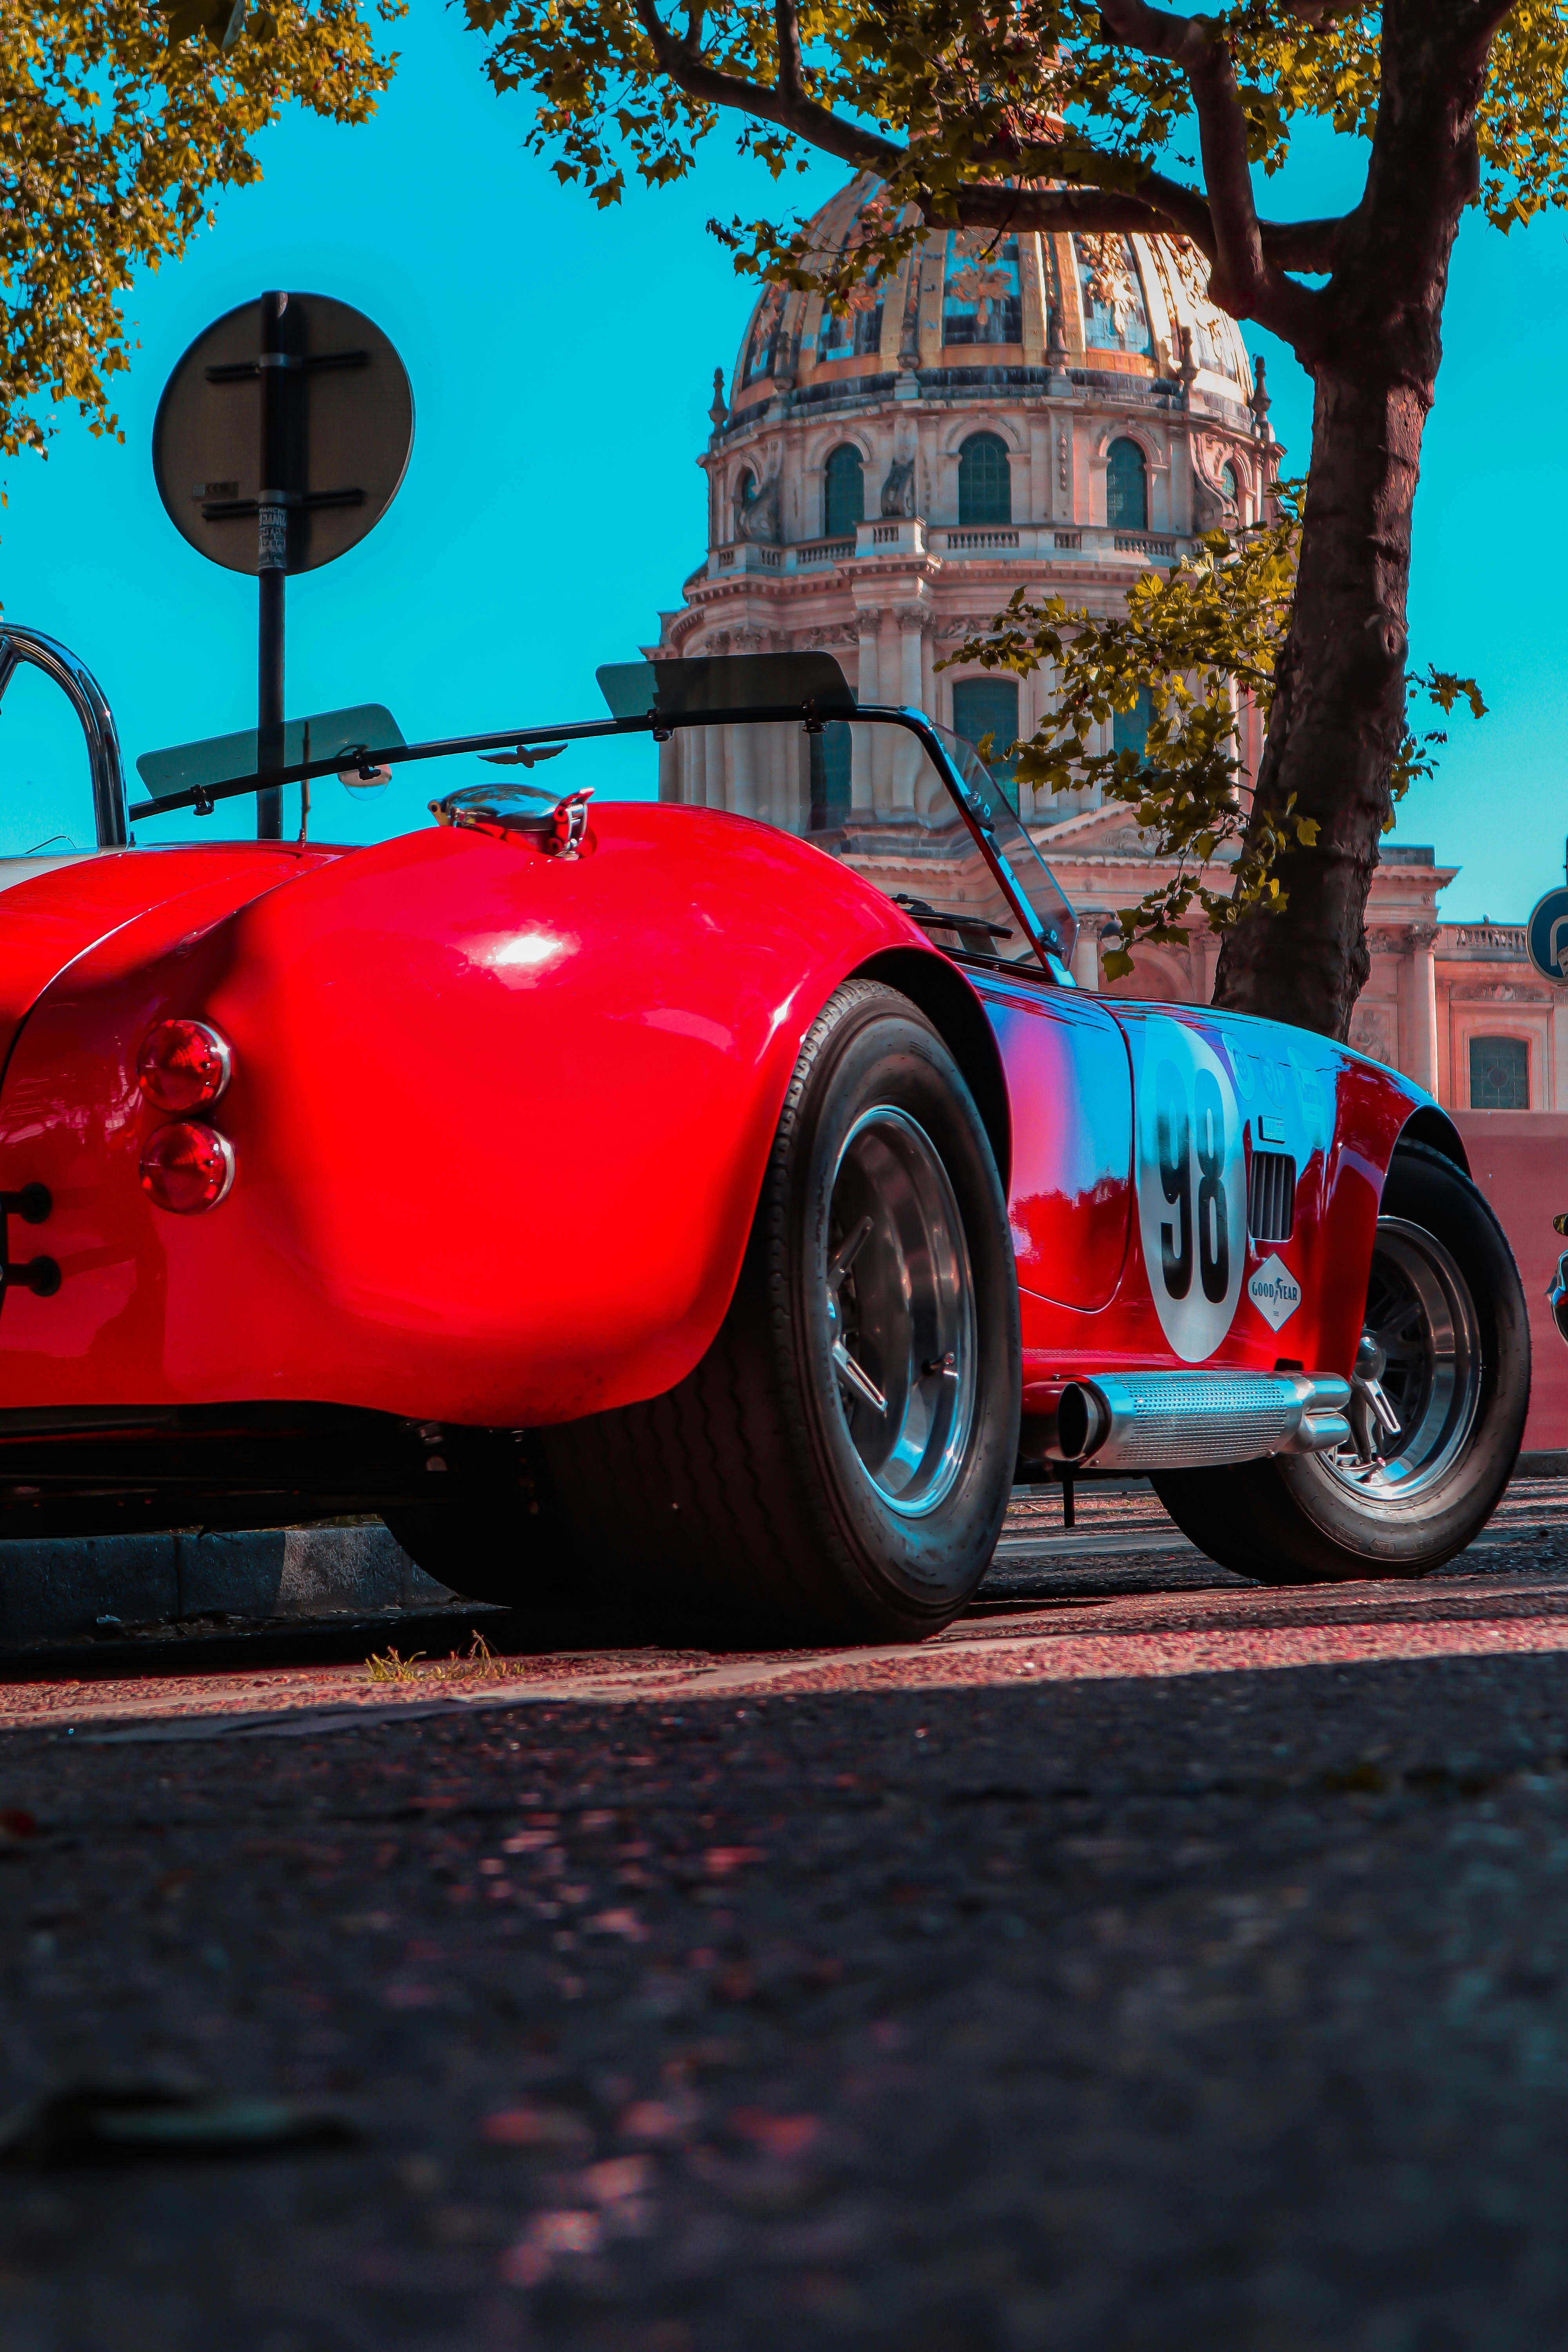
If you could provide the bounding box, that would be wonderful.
[1211,0,1493,1041]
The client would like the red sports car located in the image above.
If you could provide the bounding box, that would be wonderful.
[0,628,1530,1635]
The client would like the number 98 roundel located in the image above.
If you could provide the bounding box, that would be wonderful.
[1133,1017,1247,1362]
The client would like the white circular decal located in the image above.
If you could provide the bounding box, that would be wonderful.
[1135,1018,1247,1363]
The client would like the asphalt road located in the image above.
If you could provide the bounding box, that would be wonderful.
[6,1478,1568,2348]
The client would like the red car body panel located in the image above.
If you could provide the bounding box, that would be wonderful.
[0,844,331,1067]
[0,804,1436,1430]
[984,994,1425,1405]
[0,811,929,1423]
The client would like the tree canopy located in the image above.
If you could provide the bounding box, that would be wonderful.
[461,0,1568,331]
[2,2,397,463]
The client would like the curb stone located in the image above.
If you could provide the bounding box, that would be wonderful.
[0,1521,452,1648]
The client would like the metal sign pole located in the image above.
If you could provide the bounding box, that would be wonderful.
[256,290,289,840]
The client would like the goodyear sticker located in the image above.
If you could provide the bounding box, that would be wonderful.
[1247,1252,1301,1332]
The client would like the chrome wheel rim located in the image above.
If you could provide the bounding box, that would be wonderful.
[824,1107,976,1517]
[1321,1215,1482,1503]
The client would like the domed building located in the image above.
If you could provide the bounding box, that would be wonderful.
[646,174,1568,1147]
[651,176,1273,972]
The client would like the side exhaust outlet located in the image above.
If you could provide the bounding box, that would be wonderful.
[1023,1370,1352,1475]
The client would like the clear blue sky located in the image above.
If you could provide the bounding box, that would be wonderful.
[0,11,1559,917]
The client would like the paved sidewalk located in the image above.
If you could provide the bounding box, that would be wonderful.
[4,1480,1568,2348]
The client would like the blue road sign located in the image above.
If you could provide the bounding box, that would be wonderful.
[1526,888,1568,982]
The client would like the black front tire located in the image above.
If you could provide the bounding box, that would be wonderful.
[539,979,1022,1639]
[1153,1139,1530,1585]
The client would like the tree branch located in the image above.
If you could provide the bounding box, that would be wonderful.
[630,0,1341,330]
[1098,0,1325,347]
[773,0,804,106]
[630,0,902,175]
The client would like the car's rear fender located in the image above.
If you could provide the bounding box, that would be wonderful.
[0,806,965,1425]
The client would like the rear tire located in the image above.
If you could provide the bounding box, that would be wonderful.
[539,980,1021,1639]
[1153,1140,1529,1584]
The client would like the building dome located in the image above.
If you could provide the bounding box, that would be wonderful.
[728,173,1252,416]
[650,171,1278,984]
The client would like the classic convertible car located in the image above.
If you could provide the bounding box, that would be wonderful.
[0,628,1530,1636]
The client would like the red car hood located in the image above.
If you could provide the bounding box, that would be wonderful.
[0,842,340,1073]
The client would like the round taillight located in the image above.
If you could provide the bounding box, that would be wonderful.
[139,1121,235,1214]
[137,1018,232,1112]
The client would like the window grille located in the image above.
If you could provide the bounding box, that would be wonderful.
[1106,439,1148,531]
[958,434,1011,526]
[1248,1152,1297,1243]
[1469,1035,1530,1109]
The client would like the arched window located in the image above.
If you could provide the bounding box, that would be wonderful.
[958,433,1011,526]
[823,443,864,539]
[1470,1036,1530,1109]
[951,677,1020,788]
[1106,438,1147,530]
[1220,461,1238,504]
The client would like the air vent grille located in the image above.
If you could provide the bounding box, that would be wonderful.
[1248,1151,1297,1243]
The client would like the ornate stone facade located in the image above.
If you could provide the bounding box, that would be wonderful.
[650,173,1566,1116]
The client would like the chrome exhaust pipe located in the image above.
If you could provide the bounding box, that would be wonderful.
[1025,1370,1351,1473]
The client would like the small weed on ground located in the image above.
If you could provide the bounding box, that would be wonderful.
[365,1633,521,1687]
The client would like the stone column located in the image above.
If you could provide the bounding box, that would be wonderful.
[731,627,772,820]
[852,607,881,811]
[726,722,755,817]
[875,610,901,809]
[1071,922,1101,993]
[893,603,929,806]
[1408,923,1439,1096]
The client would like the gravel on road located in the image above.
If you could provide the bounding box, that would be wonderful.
[4,1479,1568,2348]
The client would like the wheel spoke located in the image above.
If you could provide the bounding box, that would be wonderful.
[828,1216,873,1293]
[1325,1214,1480,1504]
[833,1338,888,1416]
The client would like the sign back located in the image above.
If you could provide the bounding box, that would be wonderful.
[152,293,414,576]
[1526,888,1568,984]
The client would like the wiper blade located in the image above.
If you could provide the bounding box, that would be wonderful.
[894,894,1013,941]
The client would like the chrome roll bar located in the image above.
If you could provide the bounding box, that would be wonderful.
[0,626,129,849]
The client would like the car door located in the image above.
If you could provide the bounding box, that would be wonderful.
[968,973,1134,1311]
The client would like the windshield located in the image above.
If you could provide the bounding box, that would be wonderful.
[130,693,1078,976]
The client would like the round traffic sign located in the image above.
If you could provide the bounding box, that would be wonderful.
[152,292,413,576]
[1526,888,1568,983]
